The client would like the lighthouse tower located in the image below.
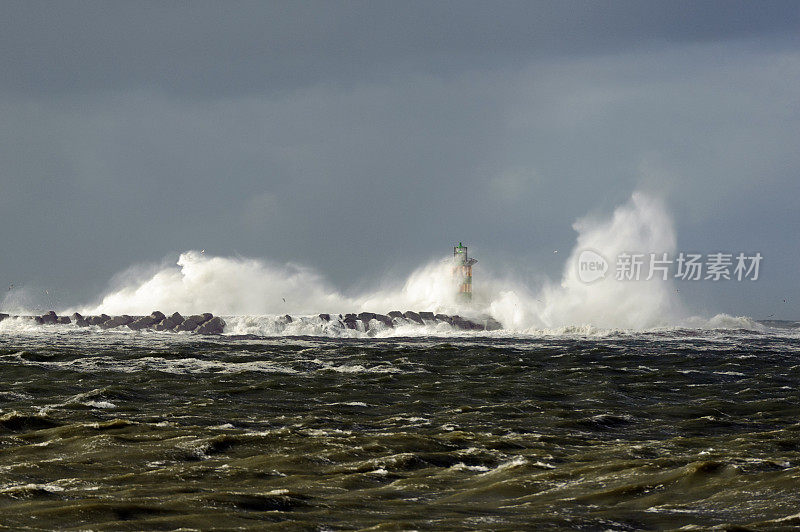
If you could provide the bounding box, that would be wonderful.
[453,242,477,301]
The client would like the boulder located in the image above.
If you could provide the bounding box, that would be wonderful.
[101,315,134,329]
[357,312,375,323]
[318,313,331,322]
[71,313,89,327]
[403,311,424,324]
[87,314,111,326]
[282,314,293,324]
[387,311,404,319]
[484,318,503,331]
[434,313,453,324]
[0,313,8,322]
[419,312,435,321]
[343,315,358,329]
[174,314,211,332]
[195,316,226,335]
[56,316,71,325]
[41,311,58,324]
[450,315,468,330]
[33,316,44,325]
[155,312,183,331]
[451,315,483,331]
[373,314,393,327]
[150,311,166,322]
[128,315,159,330]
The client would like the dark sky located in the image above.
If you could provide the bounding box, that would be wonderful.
[1,1,798,318]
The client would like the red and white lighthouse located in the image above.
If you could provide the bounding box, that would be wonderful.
[453,242,477,301]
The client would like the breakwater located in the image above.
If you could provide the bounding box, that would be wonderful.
[0,310,502,335]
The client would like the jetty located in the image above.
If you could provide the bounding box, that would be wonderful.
[0,311,502,335]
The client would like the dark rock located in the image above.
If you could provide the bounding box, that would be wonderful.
[71,313,89,327]
[174,314,210,332]
[318,313,331,322]
[419,312,435,321]
[87,314,111,326]
[282,314,293,324]
[195,316,226,335]
[202,312,213,321]
[343,315,358,329]
[41,311,58,324]
[434,314,452,324]
[0,313,8,322]
[374,314,393,327]
[34,316,44,325]
[451,315,483,331]
[358,312,376,323]
[128,315,158,330]
[88,314,111,326]
[56,316,71,325]
[450,315,468,329]
[155,312,183,331]
[403,311,424,324]
[152,321,168,332]
[388,311,404,319]
[101,315,134,329]
[150,311,166,322]
[484,318,503,331]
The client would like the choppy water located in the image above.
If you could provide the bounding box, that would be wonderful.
[1,323,799,530]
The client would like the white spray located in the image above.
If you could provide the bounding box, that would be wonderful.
[70,191,713,331]
[488,191,683,330]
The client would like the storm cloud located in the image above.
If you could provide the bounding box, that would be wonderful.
[1,1,798,317]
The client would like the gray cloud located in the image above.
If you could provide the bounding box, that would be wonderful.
[1,1,798,318]
[2,1,798,96]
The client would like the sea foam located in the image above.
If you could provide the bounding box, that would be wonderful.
[3,191,761,333]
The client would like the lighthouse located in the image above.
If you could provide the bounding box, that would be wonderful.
[453,242,477,301]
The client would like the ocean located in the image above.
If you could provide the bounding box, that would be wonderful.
[1,321,798,530]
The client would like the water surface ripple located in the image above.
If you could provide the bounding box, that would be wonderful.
[0,327,798,530]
